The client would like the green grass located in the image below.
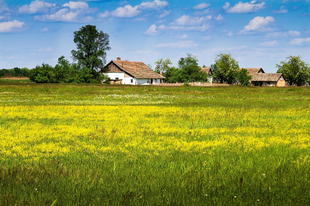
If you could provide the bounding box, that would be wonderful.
[0,82,310,205]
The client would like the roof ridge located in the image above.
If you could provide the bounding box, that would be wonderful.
[114,60,144,63]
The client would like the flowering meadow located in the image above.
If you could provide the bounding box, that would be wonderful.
[1,81,310,205]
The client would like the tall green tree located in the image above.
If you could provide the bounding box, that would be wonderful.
[71,25,111,73]
[164,54,209,83]
[29,63,55,83]
[165,67,181,83]
[238,68,252,86]
[211,53,239,84]
[276,56,309,86]
[154,58,172,74]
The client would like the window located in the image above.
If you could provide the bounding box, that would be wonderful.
[115,77,119,80]
[154,79,157,83]
[131,79,133,83]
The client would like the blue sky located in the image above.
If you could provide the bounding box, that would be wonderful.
[0,0,309,72]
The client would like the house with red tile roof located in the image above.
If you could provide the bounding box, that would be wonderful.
[101,57,165,85]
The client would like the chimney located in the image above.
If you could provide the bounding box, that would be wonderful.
[134,64,137,71]
[160,71,163,76]
[117,57,121,61]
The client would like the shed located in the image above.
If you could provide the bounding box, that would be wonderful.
[251,73,286,87]
[201,67,213,83]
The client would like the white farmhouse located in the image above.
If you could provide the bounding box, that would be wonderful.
[101,57,165,85]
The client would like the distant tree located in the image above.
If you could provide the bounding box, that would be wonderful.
[71,25,111,74]
[238,68,252,86]
[0,69,5,77]
[13,67,22,77]
[276,56,310,86]
[29,63,55,83]
[20,67,30,77]
[54,56,77,83]
[211,53,239,84]
[154,58,172,74]
[1,69,9,77]
[147,64,153,70]
[164,54,208,83]
[178,53,199,69]
[165,66,181,83]
[178,54,209,82]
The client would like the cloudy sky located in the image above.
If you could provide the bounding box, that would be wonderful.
[0,0,309,72]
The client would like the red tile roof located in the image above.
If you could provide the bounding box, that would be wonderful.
[111,60,165,79]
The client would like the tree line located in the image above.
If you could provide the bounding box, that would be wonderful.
[155,54,310,86]
[0,67,30,78]
[1,24,309,86]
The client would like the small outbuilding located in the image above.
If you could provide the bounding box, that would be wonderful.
[201,67,213,83]
[251,73,286,87]
[101,57,165,85]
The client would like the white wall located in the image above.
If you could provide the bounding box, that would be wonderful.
[136,79,163,85]
[103,72,124,81]
[124,77,136,85]
[102,73,163,85]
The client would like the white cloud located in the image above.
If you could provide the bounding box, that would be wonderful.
[225,1,265,13]
[240,16,275,34]
[159,10,170,18]
[260,41,278,46]
[203,35,211,40]
[139,0,168,10]
[144,24,160,35]
[63,1,89,10]
[227,31,233,36]
[170,14,212,26]
[193,3,211,10]
[177,34,189,39]
[266,30,301,38]
[98,11,110,18]
[223,2,230,10]
[291,38,310,45]
[34,8,79,22]
[0,20,24,32]
[41,27,49,32]
[98,0,168,18]
[159,24,210,32]
[155,41,198,48]
[111,5,140,17]
[0,0,8,13]
[272,6,288,14]
[118,1,129,6]
[214,14,224,21]
[19,0,55,14]
[32,1,94,22]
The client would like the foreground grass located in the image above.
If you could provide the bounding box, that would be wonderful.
[0,82,310,205]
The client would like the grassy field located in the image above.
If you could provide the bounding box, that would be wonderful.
[1,81,310,205]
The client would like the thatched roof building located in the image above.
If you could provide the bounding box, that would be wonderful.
[251,73,286,87]
[201,67,213,76]
[240,68,265,76]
